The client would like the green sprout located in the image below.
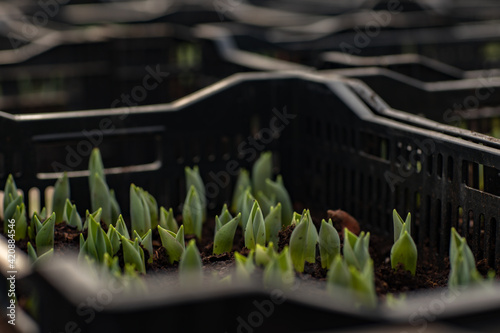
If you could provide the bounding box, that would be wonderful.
[448,227,491,289]
[182,185,203,240]
[239,189,255,229]
[252,152,272,199]
[343,229,370,271]
[234,251,255,282]
[121,236,146,274]
[34,212,55,256]
[12,202,27,241]
[214,204,233,235]
[327,255,376,308]
[289,210,318,272]
[264,203,282,245]
[3,174,24,235]
[185,166,206,221]
[107,225,123,255]
[318,218,340,269]
[159,207,178,233]
[88,148,120,226]
[255,190,276,217]
[179,239,203,287]
[133,229,153,263]
[265,176,293,226]
[83,208,102,230]
[213,213,241,255]
[263,246,295,289]
[254,243,275,267]
[27,241,54,265]
[79,214,113,264]
[158,225,185,264]
[115,215,130,239]
[244,201,266,250]
[231,169,251,213]
[130,184,152,237]
[52,172,70,224]
[64,199,82,231]
[390,210,417,275]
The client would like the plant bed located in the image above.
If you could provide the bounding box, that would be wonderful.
[1,72,500,332]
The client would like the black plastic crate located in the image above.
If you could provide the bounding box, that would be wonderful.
[321,66,500,137]
[1,71,500,332]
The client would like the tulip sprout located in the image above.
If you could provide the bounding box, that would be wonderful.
[64,199,82,231]
[158,225,185,264]
[52,172,70,224]
[231,169,251,213]
[130,184,152,237]
[179,239,203,286]
[159,207,178,233]
[185,166,206,222]
[343,229,370,271]
[263,246,295,289]
[35,212,55,256]
[390,210,417,275]
[318,218,340,269]
[213,213,241,254]
[289,210,318,272]
[182,185,203,240]
[244,201,266,250]
[264,203,282,245]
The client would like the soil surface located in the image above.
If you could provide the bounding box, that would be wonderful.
[2,209,496,299]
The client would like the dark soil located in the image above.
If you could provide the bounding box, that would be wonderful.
[3,209,497,299]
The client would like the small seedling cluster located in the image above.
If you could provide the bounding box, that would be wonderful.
[1,148,494,306]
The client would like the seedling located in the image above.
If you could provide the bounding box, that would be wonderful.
[64,199,82,231]
[213,213,241,254]
[264,203,282,245]
[182,185,203,240]
[179,239,203,286]
[158,225,185,264]
[318,218,340,269]
[130,184,152,237]
[244,201,266,250]
[52,173,70,224]
[263,246,295,289]
[343,228,370,271]
[185,166,206,221]
[390,210,417,275]
[35,212,55,256]
[289,210,318,272]
[160,207,178,233]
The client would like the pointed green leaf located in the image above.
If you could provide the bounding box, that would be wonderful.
[289,212,318,273]
[231,169,250,213]
[27,242,37,263]
[179,239,203,286]
[185,166,206,221]
[391,231,418,275]
[91,173,111,226]
[252,152,272,198]
[89,148,105,194]
[265,203,282,245]
[121,236,145,274]
[107,225,122,255]
[115,215,130,239]
[265,176,292,226]
[319,219,340,269]
[35,212,55,255]
[53,173,70,224]
[160,207,178,233]
[182,186,202,240]
[158,225,185,264]
[213,213,241,254]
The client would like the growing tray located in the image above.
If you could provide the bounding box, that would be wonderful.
[1,71,500,332]
[320,66,500,136]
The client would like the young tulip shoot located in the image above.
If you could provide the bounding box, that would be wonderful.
[343,229,370,271]
[390,231,417,275]
[252,152,272,198]
[265,175,293,227]
[289,210,318,272]
[213,213,241,255]
[264,203,282,245]
[35,212,55,256]
[179,239,203,286]
[158,225,185,264]
[64,199,82,231]
[319,219,340,269]
[91,173,112,226]
[52,172,70,224]
[121,237,146,274]
[231,169,251,213]
[244,201,266,250]
[263,246,295,289]
[160,207,178,233]
[12,203,27,241]
[182,185,203,240]
[390,210,417,275]
[448,227,482,289]
[3,174,20,232]
[130,184,152,237]
[185,166,206,221]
